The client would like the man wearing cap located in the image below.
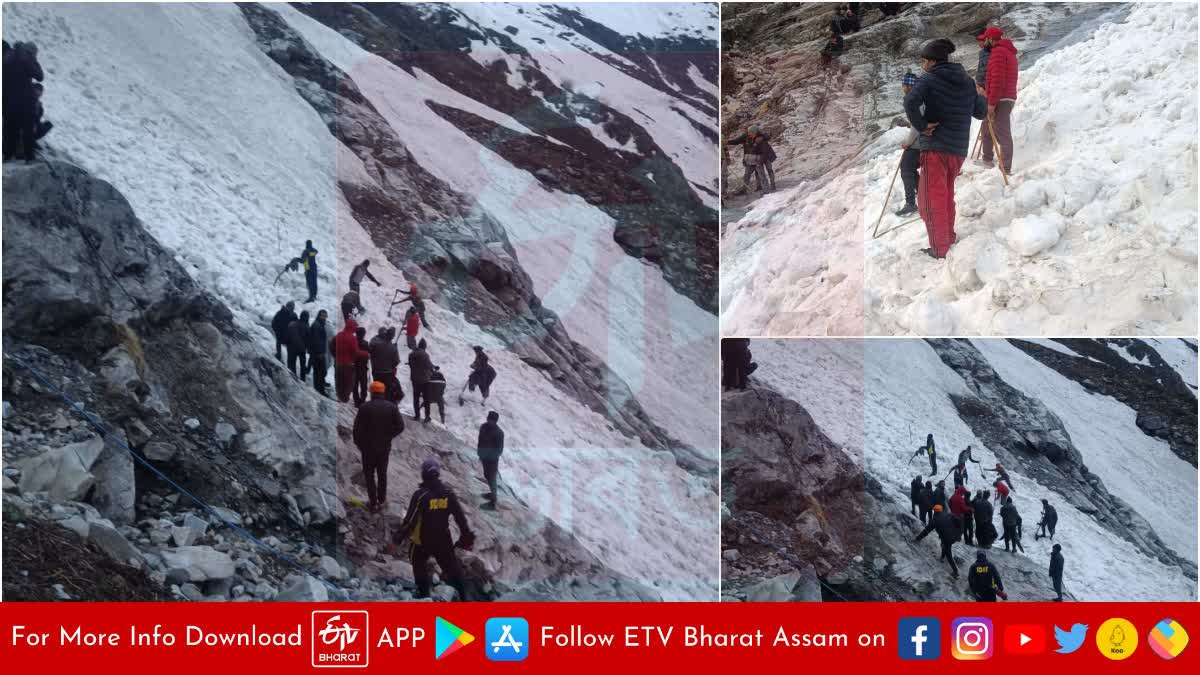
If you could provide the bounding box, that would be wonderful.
[353,380,405,513]
[968,550,1006,601]
[896,71,922,216]
[394,458,474,600]
[903,38,987,258]
[980,26,1018,174]
[974,33,991,94]
[914,501,962,578]
[725,124,776,194]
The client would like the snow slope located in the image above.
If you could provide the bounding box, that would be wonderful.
[3,2,717,600]
[866,3,1198,336]
[863,340,1195,601]
[1146,338,1199,394]
[972,339,1197,564]
[750,339,863,452]
[720,167,865,336]
[273,3,717,455]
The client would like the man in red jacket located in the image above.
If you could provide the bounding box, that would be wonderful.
[333,318,369,403]
[980,26,1018,174]
[949,484,976,545]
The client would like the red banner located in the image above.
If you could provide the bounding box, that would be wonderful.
[0,602,1195,671]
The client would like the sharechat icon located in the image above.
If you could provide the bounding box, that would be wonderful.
[1054,624,1087,654]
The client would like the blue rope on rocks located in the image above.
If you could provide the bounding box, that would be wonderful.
[5,351,345,597]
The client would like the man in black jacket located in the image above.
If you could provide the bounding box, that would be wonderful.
[914,504,960,578]
[2,41,44,162]
[904,39,987,258]
[968,550,1004,601]
[974,34,991,93]
[909,475,923,516]
[393,459,474,600]
[477,411,505,511]
[408,338,433,420]
[973,490,996,548]
[932,480,947,511]
[306,309,330,396]
[369,327,403,403]
[271,301,297,362]
[353,381,404,513]
[1049,543,1065,601]
[721,338,754,390]
[917,480,935,525]
[423,365,447,424]
[1000,496,1024,553]
[285,310,310,380]
[897,72,921,216]
[1035,498,1058,540]
[353,327,371,407]
[725,125,776,193]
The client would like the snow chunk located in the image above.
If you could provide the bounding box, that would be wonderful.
[1007,213,1065,256]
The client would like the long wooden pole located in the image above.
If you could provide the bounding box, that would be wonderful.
[872,153,905,238]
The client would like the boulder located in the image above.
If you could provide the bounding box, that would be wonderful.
[276,575,329,602]
[160,546,236,582]
[172,526,199,547]
[57,515,90,539]
[90,439,136,525]
[319,555,346,580]
[143,442,175,463]
[745,572,801,602]
[207,507,243,527]
[18,436,105,502]
[88,521,143,567]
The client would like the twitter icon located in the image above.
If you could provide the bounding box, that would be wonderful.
[1054,624,1088,654]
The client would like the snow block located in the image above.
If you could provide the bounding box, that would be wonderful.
[1007,213,1066,257]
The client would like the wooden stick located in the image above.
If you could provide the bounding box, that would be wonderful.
[971,125,984,159]
[873,216,922,239]
[987,116,1010,186]
[872,153,905,238]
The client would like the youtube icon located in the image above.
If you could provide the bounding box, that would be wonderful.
[1003,626,1047,655]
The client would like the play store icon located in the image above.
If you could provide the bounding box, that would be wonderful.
[435,617,475,660]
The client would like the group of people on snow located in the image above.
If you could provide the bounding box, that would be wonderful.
[897,26,1019,258]
[270,243,507,600]
[2,40,53,162]
[908,434,1065,601]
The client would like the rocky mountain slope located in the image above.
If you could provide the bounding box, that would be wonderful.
[722,338,1196,602]
[3,2,719,602]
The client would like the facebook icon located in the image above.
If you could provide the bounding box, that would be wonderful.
[898,618,941,660]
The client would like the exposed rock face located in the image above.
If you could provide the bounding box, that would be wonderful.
[236,3,699,464]
[1016,338,1197,466]
[927,339,1194,577]
[720,387,864,599]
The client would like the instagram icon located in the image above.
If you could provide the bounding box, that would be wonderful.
[952,618,994,660]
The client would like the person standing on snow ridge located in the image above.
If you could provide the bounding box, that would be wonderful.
[948,445,982,484]
[271,301,298,362]
[917,480,935,525]
[979,26,1018,174]
[973,489,997,548]
[968,550,1005,601]
[896,72,922,216]
[477,411,505,511]
[299,240,319,303]
[408,338,433,420]
[332,317,368,404]
[1049,543,1065,601]
[904,38,988,259]
[369,326,404,404]
[341,290,363,321]
[353,326,371,408]
[914,504,961,579]
[348,259,380,295]
[404,305,421,350]
[460,345,496,406]
[932,480,947,511]
[353,381,404,513]
[910,474,924,516]
[286,310,310,380]
[306,309,331,397]
[2,41,44,162]
[1035,498,1058,541]
[1000,496,1024,553]
[392,459,474,600]
[911,433,938,476]
[949,484,975,545]
[423,365,447,424]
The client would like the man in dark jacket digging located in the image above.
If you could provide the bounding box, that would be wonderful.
[904,38,988,258]
[423,365,447,424]
[353,381,405,513]
[477,411,505,511]
[980,26,1018,174]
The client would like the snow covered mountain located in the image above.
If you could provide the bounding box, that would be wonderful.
[720,2,1197,336]
[723,338,1197,602]
[3,3,718,602]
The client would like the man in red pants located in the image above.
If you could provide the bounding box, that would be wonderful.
[979,26,1018,174]
[903,39,987,258]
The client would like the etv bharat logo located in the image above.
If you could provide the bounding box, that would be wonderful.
[312,611,369,668]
